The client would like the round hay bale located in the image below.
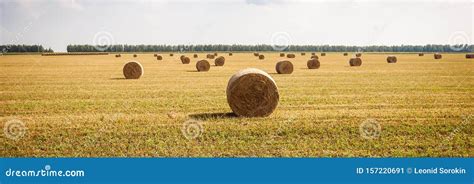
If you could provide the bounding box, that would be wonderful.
[419,53,424,56]
[343,53,348,56]
[280,53,285,57]
[275,60,294,74]
[181,56,190,64]
[170,53,174,56]
[229,53,233,56]
[301,53,306,56]
[115,54,121,57]
[226,68,279,117]
[214,53,218,56]
[349,58,362,66]
[123,61,144,79]
[196,60,210,72]
[321,53,326,56]
[154,54,157,57]
[356,53,362,57]
[180,55,186,61]
[286,53,296,58]
[311,53,316,56]
[206,54,215,59]
[193,54,198,58]
[434,53,442,59]
[156,55,163,60]
[215,56,225,66]
[387,56,397,63]
[307,59,320,69]
[253,53,259,57]
[466,54,474,59]
[311,55,319,59]
[133,54,137,57]
[259,55,265,60]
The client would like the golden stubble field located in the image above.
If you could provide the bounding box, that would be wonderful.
[0,53,473,157]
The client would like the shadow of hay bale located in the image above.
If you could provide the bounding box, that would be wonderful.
[188,112,238,120]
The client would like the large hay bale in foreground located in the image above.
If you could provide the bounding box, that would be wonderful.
[387,56,397,63]
[321,53,326,56]
[356,53,362,57]
[286,53,296,58]
[275,61,294,74]
[434,53,442,59]
[280,53,285,57]
[343,53,348,56]
[259,55,265,60]
[196,60,210,72]
[311,55,319,59]
[206,54,215,59]
[466,54,474,59]
[215,56,225,66]
[193,54,198,58]
[123,61,143,79]
[349,58,362,66]
[419,53,424,56]
[226,68,279,117]
[307,59,320,69]
[156,55,163,60]
[253,53,259,56]
[181,56,190,64]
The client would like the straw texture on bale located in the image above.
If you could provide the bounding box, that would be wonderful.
[226,68,279,117]
[419,53,424,56]
[181,56,190,64]
[280,53,285,57]
[311,55,319,59]
[196,60,210,72]
[307,59,320,69]
[259,55,265,60]
[275,61,294,74]
[434,53,442,59]
[193,54,198,58]
[321,53,326,56]
[123,61,144,79]
[206,54,215,59]
[356,53,362,57]
[254,53,259,56]
[156,55,163,60]
[349,58,362,66]
[286,54,296,58]
[466,54,474,59]
[215,56,225,66]
[343,53,348,56]
[387,56,397,63]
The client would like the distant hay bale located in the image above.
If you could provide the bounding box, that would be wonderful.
[343,53,348,56]
[466,54,474,59]
[181,56,190,64]
[275,61,294,74]
[311,55,319,59]
[193,54,198,58]
[115,54,121,57]
[307,59,320,69]
[133,54,137,57]
[301,53,306,56]
[206,54,215,59]
[311,53,316,56]
[180,55,186,61]
[387,55,397,63]
[419,53,424,56]
[349,58,362,66]
[123,61,144,79]
[356,53,362,57]
[321,53,326,56]
[280,53,285,57]
[214,53,218,56]
[156,55,163,60]
[215,56,225,66]
[154,54,157,57]
[196,60,210,72]
[434,53,442,59]
[259,55,265,60]
[226,68,279,117]
[286,53,296,58]
[254,53,259,56]
[229,53,233,56]
[170,53,174,56]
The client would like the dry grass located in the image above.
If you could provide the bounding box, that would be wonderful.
[0,53,473,157]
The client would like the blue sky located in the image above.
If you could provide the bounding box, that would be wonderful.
[0,0,473,51]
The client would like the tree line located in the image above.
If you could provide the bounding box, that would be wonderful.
[1,45,54,53]
[66,44,473,53]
